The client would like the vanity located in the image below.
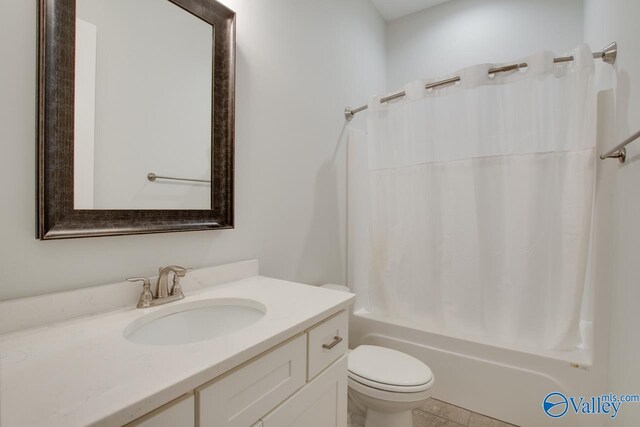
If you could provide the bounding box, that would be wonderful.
[0,261,354,426]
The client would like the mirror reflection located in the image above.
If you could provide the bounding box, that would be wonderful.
[74,0,213,210]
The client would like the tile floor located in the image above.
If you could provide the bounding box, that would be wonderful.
[413,398,519,427]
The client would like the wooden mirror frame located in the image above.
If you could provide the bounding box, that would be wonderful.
[37,0,235,239]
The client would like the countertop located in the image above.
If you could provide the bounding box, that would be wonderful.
[0,276,354,426]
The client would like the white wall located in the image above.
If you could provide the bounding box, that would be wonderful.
[0,0,385,301]
[385,0,584,90]
[584,0,640,424]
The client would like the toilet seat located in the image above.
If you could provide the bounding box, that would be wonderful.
[347,345,434,393]
[348,376,433,404]
[348,370,434,393]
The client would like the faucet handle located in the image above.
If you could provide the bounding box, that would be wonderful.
[127,277,154,308]
[169,268,191,298]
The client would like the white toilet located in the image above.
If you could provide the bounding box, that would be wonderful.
[320,285,434,427]
[347,345,434,427]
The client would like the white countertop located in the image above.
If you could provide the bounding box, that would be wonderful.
[0,275,354,426]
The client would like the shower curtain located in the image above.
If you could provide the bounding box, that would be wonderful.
[365,45,596,351]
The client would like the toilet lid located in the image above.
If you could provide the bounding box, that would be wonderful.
[348,345,433,390]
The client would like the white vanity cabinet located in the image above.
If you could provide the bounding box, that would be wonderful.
[128,310,349,427]
[198,310,349,427]
[0,267,356,427]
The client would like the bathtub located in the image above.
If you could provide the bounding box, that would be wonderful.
[349,311,607,427]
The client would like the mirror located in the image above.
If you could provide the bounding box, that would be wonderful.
[37,0,235,239]
[74,0,213,210]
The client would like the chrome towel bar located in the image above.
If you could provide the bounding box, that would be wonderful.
[600,129,640,163]
[147,172,211,184]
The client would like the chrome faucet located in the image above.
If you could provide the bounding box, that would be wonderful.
[127,266,191,308]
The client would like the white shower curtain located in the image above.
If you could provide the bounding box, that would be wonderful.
[365,45,596,351]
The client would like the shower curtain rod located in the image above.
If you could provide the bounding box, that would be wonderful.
[344,42,618,121]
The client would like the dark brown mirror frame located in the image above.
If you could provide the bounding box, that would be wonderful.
[37,0,235,240]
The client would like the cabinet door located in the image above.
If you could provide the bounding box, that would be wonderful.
[262,355,347,427]
[126,393,194,427]
[197,334,307,427]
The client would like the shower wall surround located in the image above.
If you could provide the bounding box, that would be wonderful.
[0,0,385,300]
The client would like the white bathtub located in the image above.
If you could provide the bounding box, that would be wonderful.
[349,311,607,427]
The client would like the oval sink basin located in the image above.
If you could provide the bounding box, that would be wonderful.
[124,298,266,346]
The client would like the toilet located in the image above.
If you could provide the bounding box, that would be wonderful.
[320,284,435,427]
[347,345,434,427]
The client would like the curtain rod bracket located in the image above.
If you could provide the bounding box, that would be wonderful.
[594,41,617,65]
[600,129,640,162]
[601,147,626,163]
[345,108,355,121]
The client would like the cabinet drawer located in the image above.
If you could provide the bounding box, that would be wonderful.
[307,310,348,380]
[197,334,306,427]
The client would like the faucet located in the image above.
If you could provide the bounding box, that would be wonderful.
[156,265,189,299]
[127,266,191,308]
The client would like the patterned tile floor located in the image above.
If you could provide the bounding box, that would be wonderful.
[413,398,519,427]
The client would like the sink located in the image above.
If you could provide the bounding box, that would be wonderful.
[124,298,266,346]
